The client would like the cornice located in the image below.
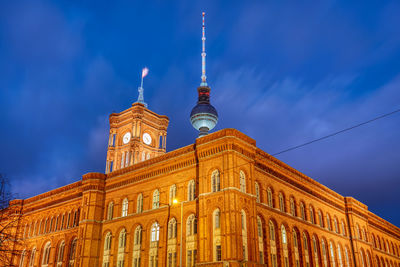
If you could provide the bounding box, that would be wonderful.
[23,181,82,205]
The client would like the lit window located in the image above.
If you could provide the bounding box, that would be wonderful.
[41,242,51,267]
[188,180,195,201]
[168,218,177,239]
[121,198,128,217]
[151,222,160,242]
[169,184,177,205]
[214,210,220,229]
[152,190,160,209]
[56,241,65,267]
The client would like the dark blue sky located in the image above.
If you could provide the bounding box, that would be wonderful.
[1,1,399,226]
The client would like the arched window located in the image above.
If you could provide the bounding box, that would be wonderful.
[326,214,332,231]
[322,239,328,267]
[107,202,114,220]
[267,188,273,207]
[151,222,160,242]
[334,218,339,233]
[282,225,289,267]
[293,231,300,267]
[56,241,65,267]
[104,232,112,252]
[55,216,59,231]
[239,171,246,192]
[269,221,277,267]
[300,202,305,220]
[20,249,26,267]
[356,223,361,239]
[42,242,51,267]
[318,211,324,227]
[366,251,371,267]
[337,244,343,267]
[132,226,142,267]
[146,153,150,160]
[50,217,54,232]
[69,239,77,267]
[255,182,260,203]
[168,218,177,239]
[257,216,264,264]
[303,233,310,267]
[119,229,126,248]
[329,241,336,267]
[152,190,160,209]
[136,194,143,213]
[188,180,195,201]
[309,206,314,224]
[169,184,177,204]
[290,198,296,216]
[121,198,128,217]
[362,228,366,241]
[141,151,145,161]
[186,214,197,236]
[211,170,220,192]
[345,247,350,267]
[279,193,285,212]
[341,221,346,236]
[241,210,248,260]
[269,221,275,241]
[117,229,127,267]
[214,209,220,229]
[312,236,319,267]
[360,249,365,267]
[29,247,36,267]
[134,226,142,245]
[213,209,222,262]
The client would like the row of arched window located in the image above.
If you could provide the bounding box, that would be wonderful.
[102,214,198,267]
[19,238,77,267]
[371,232,400,257]
[23,209,80,239]
[106,180,196,220]
[254,183,349,236]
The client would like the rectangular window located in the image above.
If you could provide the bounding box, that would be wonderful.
[187,251,192,267]
[110,161,113,172]
[193,250,197,265]
[112,134,116,147]
[216,245,222,261]
[168,253,172,267]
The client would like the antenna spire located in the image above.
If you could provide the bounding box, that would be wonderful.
[200,12,207,86]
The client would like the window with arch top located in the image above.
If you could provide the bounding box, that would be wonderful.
[169,184,176,205]
[134,225,142,245]
[187,214,197,236]
[267,188,273,207]
[41,242,51,267]
[136,194,143,213]
[168,218,177,239]
[188,180,195,201]
[214,209,221,229]
[121,198,128,217]
[255,182,260,203]
[152,190,160,209]
[151,222,160,242]
[118,229,126,248]
[211,170,220,192]
[279,193,285,212]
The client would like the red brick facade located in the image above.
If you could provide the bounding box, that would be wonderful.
[4,104,400,267]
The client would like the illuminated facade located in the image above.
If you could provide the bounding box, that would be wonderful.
[4,102,400,267]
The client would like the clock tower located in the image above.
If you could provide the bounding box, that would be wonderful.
[105,102,169,173]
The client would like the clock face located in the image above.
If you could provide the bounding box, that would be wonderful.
[143,133,152,145]
[123,132,131,144]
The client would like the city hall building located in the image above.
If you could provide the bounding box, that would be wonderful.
[3,13,400,267]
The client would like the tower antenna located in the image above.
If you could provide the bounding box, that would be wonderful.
[137,67,149,108]
[190,12,218,137]
[201,12,207,86]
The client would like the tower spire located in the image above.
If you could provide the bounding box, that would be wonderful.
[201,12,207,86]
[190,12,218,137]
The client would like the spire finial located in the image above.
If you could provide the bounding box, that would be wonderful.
[136,67,149,108]
[200,12,207,86]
